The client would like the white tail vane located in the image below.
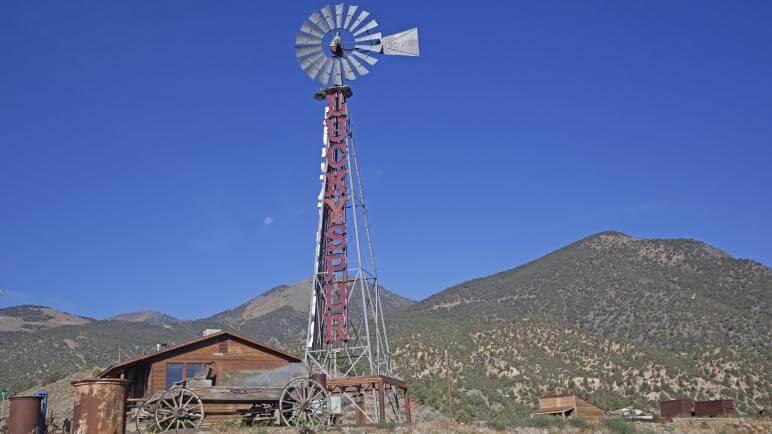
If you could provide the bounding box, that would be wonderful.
[295,4,419,86]
[382,28,420,56]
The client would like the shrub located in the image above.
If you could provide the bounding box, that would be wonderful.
[567,416,590,429]
[529,415,566,429]
[603,417,635,434]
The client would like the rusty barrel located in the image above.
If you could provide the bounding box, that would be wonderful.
[7,396,42,434]
[71,378,130,434]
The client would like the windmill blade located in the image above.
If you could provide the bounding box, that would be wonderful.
[300,51,326,70]
[343,5,358,29]
[355,32,381,43]
[332,59,343,85]
[318,57,335,84]
[300,21,325,38]
[309,10,330,33]
[355,43,382,53]
[296,32,323,46]
[321,5,336,31]
[295,45,323,58]
[352,50,378,66]
[334,3,344,29]
[382,28,420,56]
[306,55,327,80]
[341,58,357,81]
[348,10,370,33]
[346,55,369,76]
[352,19,378,36]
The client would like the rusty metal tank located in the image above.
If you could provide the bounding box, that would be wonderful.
[71,378,129,434]
[7,396,42,434]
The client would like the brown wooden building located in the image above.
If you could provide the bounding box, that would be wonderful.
[532,394,604,421]
[694,399,735,417]
[99,330,304,419]
[660,398,694,419]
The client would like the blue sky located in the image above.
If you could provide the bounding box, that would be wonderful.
[1,1,770,319]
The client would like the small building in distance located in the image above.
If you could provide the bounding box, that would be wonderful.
[531,394,604,421]
[660,399,694,419]
[694,399,735,417]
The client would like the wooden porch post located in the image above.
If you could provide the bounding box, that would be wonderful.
[377,378,386,423]
[404,386,412,424]
[355,389,365,426]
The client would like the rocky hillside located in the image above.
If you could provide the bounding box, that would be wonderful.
[390,232,770,419]
[195,277,414,350]
[0,233,768,421]
[107,311,180,326]
[0,305,93,333]
[0,278,411,392]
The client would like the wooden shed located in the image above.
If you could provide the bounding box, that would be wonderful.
[532,394,604,421]
[694,399,735,417]
[660,398,694,419]
[98,330,304,420]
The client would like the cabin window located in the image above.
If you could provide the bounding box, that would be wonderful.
[218,341,228,353]
[186,363,206,379]
[165,363,183,389]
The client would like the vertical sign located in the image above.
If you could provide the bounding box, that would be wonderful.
[322,89,349,343]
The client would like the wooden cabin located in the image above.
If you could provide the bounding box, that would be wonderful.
[532,394,604,421]
[99,330,303,420]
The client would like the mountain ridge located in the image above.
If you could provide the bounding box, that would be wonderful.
[0,231,768,418]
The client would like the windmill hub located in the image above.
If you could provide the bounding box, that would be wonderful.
[329,32,345,57]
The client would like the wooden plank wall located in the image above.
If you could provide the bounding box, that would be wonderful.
[147,337,290,396]
[538,395,575,408]
[574,396,604,419]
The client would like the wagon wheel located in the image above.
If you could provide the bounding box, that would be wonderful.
[154,388,204,431]
[279,377,330,429]
[134,397,160,433]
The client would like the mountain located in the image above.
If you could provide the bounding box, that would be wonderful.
[0,305,93,333]
[389,232,771,420]
[107,311,179,326]
[0,233,768,423]
[0,278,412,392]
[196,277,414,350]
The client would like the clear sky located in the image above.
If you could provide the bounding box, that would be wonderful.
[1,1,770,320]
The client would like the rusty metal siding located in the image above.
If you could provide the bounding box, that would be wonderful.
[694,399,735,417]
[71,379,129,434]
[7,396,42,434]
[660,399,693,418]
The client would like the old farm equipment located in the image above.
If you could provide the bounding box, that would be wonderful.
[132,366,327,431]
[99,331,332,432]
[296,2,419,427]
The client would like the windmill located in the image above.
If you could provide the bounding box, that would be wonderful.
[294,3,418,425]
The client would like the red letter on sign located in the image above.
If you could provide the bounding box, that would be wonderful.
[323,281,348,312]
[325,225,346,254]
[324,196,348,224]
[326,168,348,196]
[327,142,347,169]
[326,93,346,117]
[324,312,348,342]
[325,116,347,143]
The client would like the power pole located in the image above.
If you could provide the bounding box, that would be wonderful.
[445,349,452,419]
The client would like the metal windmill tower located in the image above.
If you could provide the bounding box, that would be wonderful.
[295,4,419,383]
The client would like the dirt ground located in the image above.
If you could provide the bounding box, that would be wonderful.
[160,418,770,434]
